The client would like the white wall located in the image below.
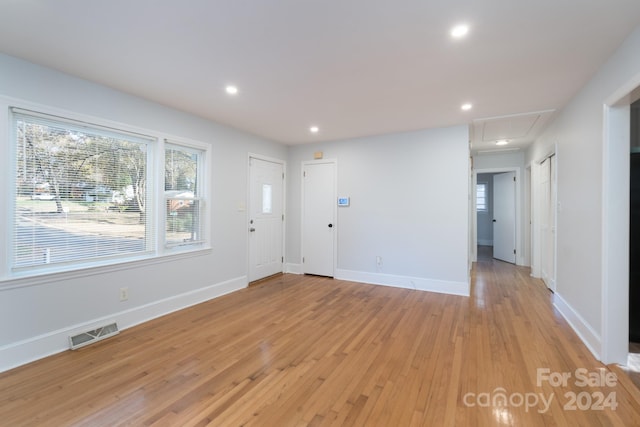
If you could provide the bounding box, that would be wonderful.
[0,53,287,371]
[287,126,470,296]
[526,25,640,360]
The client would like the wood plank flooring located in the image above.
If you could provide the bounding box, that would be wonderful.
[2,257,640,426]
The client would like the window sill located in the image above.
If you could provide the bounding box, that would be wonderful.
[0,246,212,292]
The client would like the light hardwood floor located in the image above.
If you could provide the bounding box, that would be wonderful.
[2,257,640,426]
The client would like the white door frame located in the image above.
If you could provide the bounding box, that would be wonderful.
[247,153,286,282]
[601,72,640,364]
[472,167,522,265]
[301,159,338,277]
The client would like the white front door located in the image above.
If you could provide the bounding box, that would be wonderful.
[302,161,336,277]
[493,172,516,263]
[249,157,284,282]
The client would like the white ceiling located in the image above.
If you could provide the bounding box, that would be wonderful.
[0,1,639,150]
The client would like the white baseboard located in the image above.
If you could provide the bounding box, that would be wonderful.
[477,239,493,246]
[517,255,526,267]
[553,292,601,360]
[335,269,470,297]
[0,276,246,373]
[285,263,302,274]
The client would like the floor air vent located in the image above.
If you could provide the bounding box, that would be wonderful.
[69,322,119,350]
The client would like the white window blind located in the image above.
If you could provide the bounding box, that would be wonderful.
[12,109,155,272]
[164,142,205,247]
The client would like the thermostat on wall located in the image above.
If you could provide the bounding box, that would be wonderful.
[337,197,350,207]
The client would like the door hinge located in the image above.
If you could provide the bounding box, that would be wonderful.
[281,256,284,263]
[513,249,516,254]
[303,171,306,177]
[513,176,516,182]
[282,214,284,221]
[303,257,305,263]
[282,172,285,180]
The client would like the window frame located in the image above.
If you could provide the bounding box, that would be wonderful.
[11,108,157,273]
[163,139,210,249]
[1,98,211,285]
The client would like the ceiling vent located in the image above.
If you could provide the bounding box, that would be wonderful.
[69,322,119,350]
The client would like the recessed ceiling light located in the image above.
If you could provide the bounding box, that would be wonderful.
[451,24,469,39]
[495,140,509,146]
[310,126,319,134]
[461,103,473,111]
[225,85,238,95]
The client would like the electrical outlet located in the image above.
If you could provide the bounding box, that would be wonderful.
[119,287,129,301]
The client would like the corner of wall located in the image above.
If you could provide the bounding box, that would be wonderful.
[285,263,302,274]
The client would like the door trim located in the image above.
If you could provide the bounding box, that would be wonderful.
[247,153,286,283]
[472,167,522,265]
[301,159,337,277]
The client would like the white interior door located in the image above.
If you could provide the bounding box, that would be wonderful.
[540,156,556,290]
[493,172,516,263]
[249,157,284,282]
[302,161,335,277]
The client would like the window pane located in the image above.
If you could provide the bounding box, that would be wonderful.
[262,184,272,214]
[166,199,201,246]
[476,183,487,211]
[164,144,204,248]
[14,113,151,270]
[165,147,198,192]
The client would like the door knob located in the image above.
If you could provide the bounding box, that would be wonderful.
[492,219,497,223]
[328,224,333,228]
[249,227,256,232]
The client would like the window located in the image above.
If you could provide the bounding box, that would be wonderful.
[476,182,488,211]
[164,142,205,247]
[12,109,155,272]
[9,107,210,279]
[262,184,272,214]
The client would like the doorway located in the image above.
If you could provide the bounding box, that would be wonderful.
[248,155,285,282]
[628,99,640,381]
[473,168,520,265]
[601,81,640,365]
[301,160,336,277]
